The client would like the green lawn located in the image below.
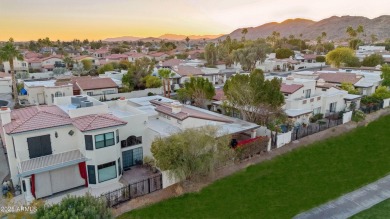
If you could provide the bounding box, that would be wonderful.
[351,198,390,219]
[119,115,390,219]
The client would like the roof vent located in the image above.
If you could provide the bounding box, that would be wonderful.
[80,100,93,108]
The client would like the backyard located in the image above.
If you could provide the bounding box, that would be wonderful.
[119,115,390,219]
[351,198,390,219]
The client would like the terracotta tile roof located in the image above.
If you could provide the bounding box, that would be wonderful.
[40,55,63,62]
[4,106,72,134]
[128,53,147,58]
[151,100,233,123]
[280,83,303,94]
[303,54,317,60]
[74,77,118,90]
[213,89,226,101]
[161,59,184,67]
[318,73,363,84]
[173,66,204,77]
[105,54,128,60]
[72,114,127,132]
[149,52,167,57]
[42,65,54,69]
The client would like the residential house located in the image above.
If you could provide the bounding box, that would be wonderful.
[0,95,260,202]
[23,80,73,105]
[127,53,151,62]
[40,55,65,72]
[105,54,128,62]
[72,77,118,96]
[148,52,169,61]
[93,48,110,59]
[73,56,100,69]
[3,58,29,74]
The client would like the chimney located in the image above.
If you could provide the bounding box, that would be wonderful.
[171,101,182,114]
[0,107,11,125]
[173,65,178,72]
[285,76,294,85]
[117,97,127,110]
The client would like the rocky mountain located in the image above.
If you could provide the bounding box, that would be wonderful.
[104,34,223,42]
[221,15,390,41]
[158,34,223,41]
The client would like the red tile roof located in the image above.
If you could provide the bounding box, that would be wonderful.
[173,66,204,77]
[213,89,226,101]
[151,100,232,123]
[3,105,127,134]
[161,59,184,67]
[303,54,317,60]
[4,106,72,134]
[74,77,118,91]
[318,73,363,84]
[72,114,127,132]
[40,55,63,62]
[149,52,167,57]
[280,83,303,94]
[105,54,128,60]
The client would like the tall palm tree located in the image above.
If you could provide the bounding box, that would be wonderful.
[241,28,248,41]
[63,55,74,70]
[158,68,175,98]
[0,38,23,106]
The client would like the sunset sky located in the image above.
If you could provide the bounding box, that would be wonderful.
[1,0,389,41]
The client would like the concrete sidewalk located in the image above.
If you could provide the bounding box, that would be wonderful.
[294,175,390,219]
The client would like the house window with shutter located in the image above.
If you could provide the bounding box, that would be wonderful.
[27,135,52,159]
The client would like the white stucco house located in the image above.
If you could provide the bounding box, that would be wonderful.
[23,80,73,105]
[3,58,29,74]
[0,95,260,202]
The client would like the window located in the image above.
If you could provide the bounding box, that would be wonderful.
[87,165,96,184]
[98,161,117,183]
[95,132,115,149]
[55,91,63,97]
[103,90,115,95]
[305,89,311,98]
[329,102,337,112]
[116,129,119,143]
[124,135,142,147]
[27,135,52,159]
[85,135,93,150]
[313,107,321,115]
[87,91,93,96]
[118,158,122,176]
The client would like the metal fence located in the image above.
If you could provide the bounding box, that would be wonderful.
[102,173,162,208]
[291,118,342,141]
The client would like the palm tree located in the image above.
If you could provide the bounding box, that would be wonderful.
[346,26,357,38]
[158,68,175,98]
[371,34,378,44]
[63,55,74,70]
[241,28,248,41]
[0,38,23,106]
[185,37,190,48]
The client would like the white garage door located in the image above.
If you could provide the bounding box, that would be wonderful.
[35,172,52,199]
[34,165,85,198]
[50,165,85,194]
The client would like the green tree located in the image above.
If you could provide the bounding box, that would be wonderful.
[241,28,248,41]
[381,64,390,87]
[344,55,361,67]
[36,194,112,219]
[371,34,378,44]
[177,77,215,107]
[144,75,162,88]
[98,63,114,74]
[340,82,360,94]
[275,48,294,59]
[0,38,23,105]
[185,37,190,47]
[158,68,175,98]
[372,86,390,100]
[316,56,326,62]
[205,43,217,66]
[63,55,74,69]
[81,59,92,72]
[124,57,155,90]
[223,69,285,126]
[362,54,384,67]
[122,71,135,91]
[151,126,232,182]
[232,39,271,71]
[326,47,357,68]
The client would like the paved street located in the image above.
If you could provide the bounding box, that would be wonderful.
[294,174,390,219]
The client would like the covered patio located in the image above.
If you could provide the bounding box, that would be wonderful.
[120,165,160,185]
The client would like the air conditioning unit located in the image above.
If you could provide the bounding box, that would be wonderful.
[80,100,93,108]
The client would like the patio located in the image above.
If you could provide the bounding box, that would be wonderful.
[120,165,160,185]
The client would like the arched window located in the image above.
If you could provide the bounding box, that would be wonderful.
[55,91,63,97]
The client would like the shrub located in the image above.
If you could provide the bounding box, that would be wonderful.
[316,56,326,62]
[36,194,112,219]
[352,110,366,122]
[309,113,324,123]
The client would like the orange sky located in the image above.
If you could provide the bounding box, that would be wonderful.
[1,0,389,41]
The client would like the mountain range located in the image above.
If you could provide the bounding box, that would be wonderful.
[221,15,390,41]
[103,34,223,42]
